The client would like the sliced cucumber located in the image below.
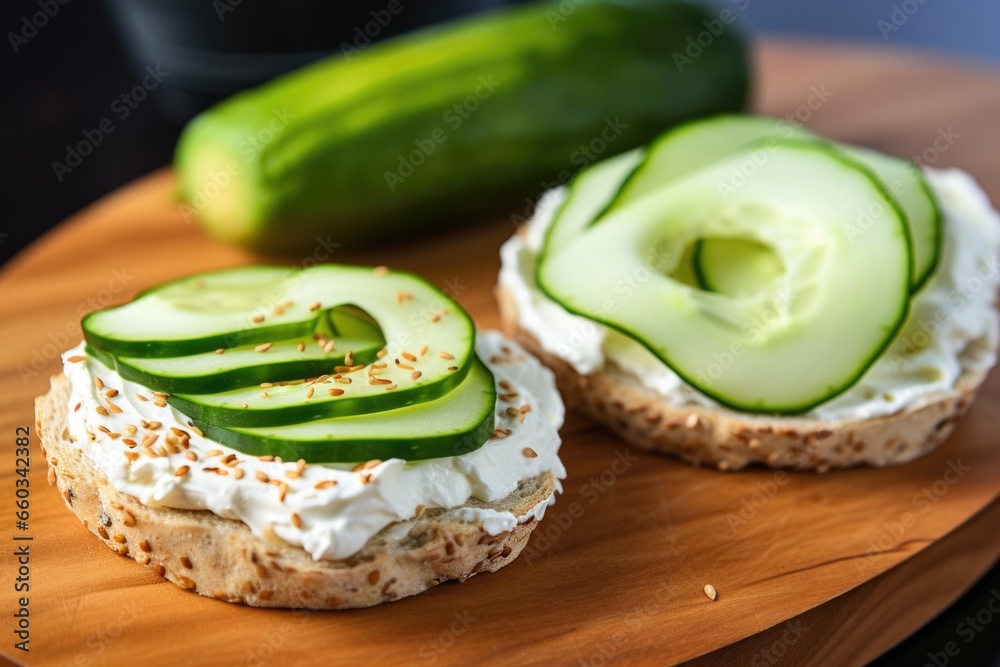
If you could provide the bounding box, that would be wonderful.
[694,238,784,296]
[195,359,497,463]
[598,114,940,291]
[83,265,475,367]
[86,308,384,394]
[539,148,644,257]
[602,115,812,210]
[538,140,912,413]
[83,264,494,462]
[169,344,470,427]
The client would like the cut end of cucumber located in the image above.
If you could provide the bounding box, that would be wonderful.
[175,124,264,246]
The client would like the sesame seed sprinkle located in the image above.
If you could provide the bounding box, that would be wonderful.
[175,465,190,477]
[255,342,273,353]
[704,584,718,601]
[439,351,455,360]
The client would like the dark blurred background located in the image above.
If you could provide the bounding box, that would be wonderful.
[1,1,999,663]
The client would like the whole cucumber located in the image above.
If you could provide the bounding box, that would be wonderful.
[175,0,749,250]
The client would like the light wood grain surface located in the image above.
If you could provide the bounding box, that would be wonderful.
[1,41,999,667]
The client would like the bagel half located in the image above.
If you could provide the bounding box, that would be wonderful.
[37,373,556,609]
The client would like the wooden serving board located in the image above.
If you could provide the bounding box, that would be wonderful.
[2,41,1000,667]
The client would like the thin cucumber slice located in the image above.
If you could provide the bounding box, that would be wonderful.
[195,359,497,463]
[85,308,385,394]
[538,140,912,414]
[169,344,470,427]
[83,265,475,369]
[602,115,813,213]
[694,238,784,296]
[837,145,941,290]
[602,114,940,291]
[539,148,644,258]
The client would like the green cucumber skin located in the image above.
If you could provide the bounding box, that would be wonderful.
[195,411,493,463]
[175,0,749,251]
[88,344,381,396]
[195,361,497,463]
[168,363,471,428]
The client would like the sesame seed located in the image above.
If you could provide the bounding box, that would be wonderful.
[296,459,306,474]
[146,421,162,430]
[175,465,190,477]
[309,301,321,312]
[439,351,454,360]
[73,402,81,412]
[206,450,222,457]
[153,399,167,408]
[336,377,352,384]
[345,351,354,366]
[95,405,109,416]
[178,576,196,590]
[402,351,417,362]
[396,361,414,370]
[256,471,270,483]
[522,448,538,459]
[189,424,203,437]
[369,377,392,385]
[215,348,225,355]
[105,389,119,398]
[139,539,152,553]
[306,387,314,399]
[385,384,398,391]
[411,371,422,381]
[323,340,336,353]
[95,377,105,390]
[368,570,381,585]
[376,347,387,358]
[430,314,441,322]
[520,404,531,414]
[260,382,273,388]
[125,425,138,435]
[184,451,198,462]
[297,341,306,352]
[221,453,237,465]
[180,556,193,569]
[124,451,139,462]
[291,513,303,529]
[122,438,137,448]
[251,314,265,323]
[419,345,429,356]
[506,407,520,417]
[136,394,148,402]
[142,434,159,449]
[499,380,513,391]
[255,342,273,353]
[258,455,274,462]
[67,355,85,363]
[328,388,345,396]
[314,480,338,490]
[373,265,389,276]
[112,534,126,544]
[415,504,425,518]
[122,510,136,527]
[233,469,245,480]
[704,584,717,601]
[260,391,269,398]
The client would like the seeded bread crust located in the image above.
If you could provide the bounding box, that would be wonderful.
[36,373,556,609]
[497,285,993,472]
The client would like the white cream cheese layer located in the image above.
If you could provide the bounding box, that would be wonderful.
[62,331,566,561]
[499,168,1000,421]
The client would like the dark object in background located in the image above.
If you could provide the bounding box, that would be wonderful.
[104,0,514,123]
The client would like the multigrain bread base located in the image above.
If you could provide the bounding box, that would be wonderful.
[36,373,556,609]
[497,285,993,472]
